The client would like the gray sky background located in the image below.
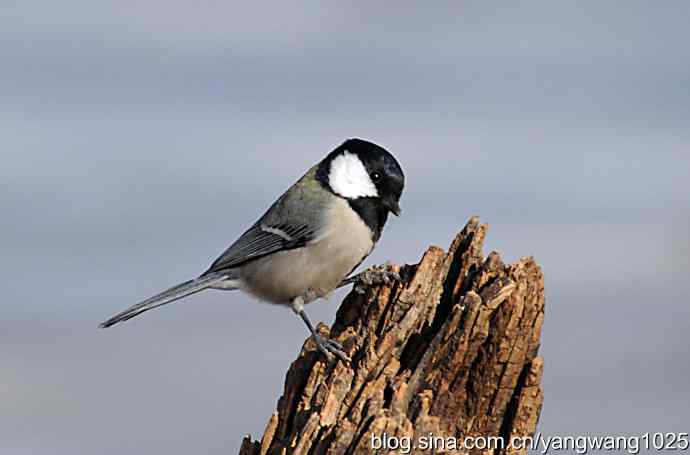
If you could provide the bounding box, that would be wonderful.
[1,2,689,454]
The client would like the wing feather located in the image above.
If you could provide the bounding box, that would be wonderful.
[203,165,327,275]
[203,222,314,274]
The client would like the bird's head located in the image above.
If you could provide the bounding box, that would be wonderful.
[317,138,405,216]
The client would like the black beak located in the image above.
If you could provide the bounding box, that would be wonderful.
[384,198,402,216]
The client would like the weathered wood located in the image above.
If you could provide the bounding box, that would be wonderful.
[239,218,545,455]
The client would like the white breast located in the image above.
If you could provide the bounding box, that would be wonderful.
[238,198,374,305]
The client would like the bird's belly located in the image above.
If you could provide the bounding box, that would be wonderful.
[239,237,371,305]
[238,199,374,305]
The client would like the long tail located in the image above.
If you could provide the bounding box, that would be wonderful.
[99,273,232,328]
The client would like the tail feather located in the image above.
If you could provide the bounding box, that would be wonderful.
[99,273,231,328]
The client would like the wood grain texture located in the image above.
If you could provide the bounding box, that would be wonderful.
[239,218,545,455]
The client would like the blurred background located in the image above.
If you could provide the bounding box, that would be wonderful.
[2,2,689,454]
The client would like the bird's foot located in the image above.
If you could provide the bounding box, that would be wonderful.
[313,334,349,363]
[352,266,402,294]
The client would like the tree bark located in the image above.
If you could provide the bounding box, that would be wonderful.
[239,218,545,455]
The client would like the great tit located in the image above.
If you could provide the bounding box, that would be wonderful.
[100,138,405,361]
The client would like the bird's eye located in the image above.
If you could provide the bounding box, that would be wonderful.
[371,172,381,183]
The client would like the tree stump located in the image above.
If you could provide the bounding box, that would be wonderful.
[239,218,545,455]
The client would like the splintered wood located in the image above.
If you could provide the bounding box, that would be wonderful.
[239,218,545,455]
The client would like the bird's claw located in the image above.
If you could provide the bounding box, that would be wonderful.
[313,335,349,363]
[354,267,402,294]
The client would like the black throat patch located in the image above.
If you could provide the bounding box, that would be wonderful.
[347,197,389,243]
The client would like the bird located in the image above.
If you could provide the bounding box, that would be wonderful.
[99,138,405,361]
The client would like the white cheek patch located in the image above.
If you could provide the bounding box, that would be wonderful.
[328,151,379,199]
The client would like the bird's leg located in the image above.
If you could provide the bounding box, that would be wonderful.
[337,264,402,294]
[290,296,348,363]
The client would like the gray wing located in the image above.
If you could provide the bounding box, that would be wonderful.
[203,166,328,275]
[204,221,315,274]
